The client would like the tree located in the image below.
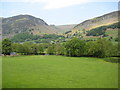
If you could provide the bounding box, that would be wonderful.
[84,38,116,58]
[64,38,85,57]
[0,41,2,54]
[84,41,98,56]
[111,44,119,57]
[12,43,25,55]
[22,42,33,55]
[47,45,55,55]
[54,44,65,55]
[38,44,44,54]
[30,44,38,55]
[2,39,12,55]
[95,39,114,57]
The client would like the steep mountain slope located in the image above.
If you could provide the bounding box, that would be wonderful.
[66,11,118,37]
[2,15,59,38]
[0,17,2,40]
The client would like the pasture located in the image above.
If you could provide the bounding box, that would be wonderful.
[2,55,118,88]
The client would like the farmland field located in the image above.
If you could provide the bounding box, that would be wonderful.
[105,29,118,35]
[2,55,118,88]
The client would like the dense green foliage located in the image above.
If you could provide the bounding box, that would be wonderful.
[12,42,44,55]
[64,38,85,56]
[11,33,65,43]
[84,39,118,57]
[64,38,118,58]
[3,38,119,58]
[3,55,118,88]
[47,44,65,55]
[86,22,120,36]
[2,39,12,55]
[11,33,40,42]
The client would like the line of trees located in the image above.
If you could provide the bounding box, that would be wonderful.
[2,38,119,58]
[11,33,65,43]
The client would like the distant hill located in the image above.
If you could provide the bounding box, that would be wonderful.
[2,15,59,38]
[65,11,118,37]
[2,11,119,40]
[56,24,77,33]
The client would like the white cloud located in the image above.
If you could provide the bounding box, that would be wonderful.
[42,0,90,10]
[1,0,119,10]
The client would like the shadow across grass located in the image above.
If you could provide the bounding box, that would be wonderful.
[103,57,120,63]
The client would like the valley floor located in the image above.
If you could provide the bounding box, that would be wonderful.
[2,55,118,88]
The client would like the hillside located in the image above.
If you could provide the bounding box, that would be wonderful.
[2,15,59,38]
[2,11,119,41]
[56,24,77,33]
[65,11,118,37]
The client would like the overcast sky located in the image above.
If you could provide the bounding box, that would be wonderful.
[0,0,118,25]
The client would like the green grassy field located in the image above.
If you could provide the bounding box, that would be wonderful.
[2,55,118,88]
[0,56,2,89]
[105,29,118,35]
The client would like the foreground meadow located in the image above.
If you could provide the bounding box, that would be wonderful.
[2,55,118,88]
[0,56,2,89]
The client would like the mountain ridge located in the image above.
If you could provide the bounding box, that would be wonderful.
[2,11,119,39]
[65,11,118,37]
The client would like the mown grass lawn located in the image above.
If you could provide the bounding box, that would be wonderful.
[2,55,118,88]
[0,56,2,89]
